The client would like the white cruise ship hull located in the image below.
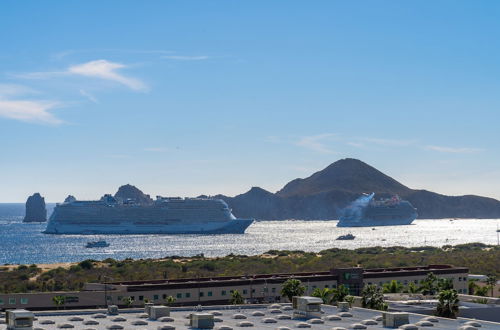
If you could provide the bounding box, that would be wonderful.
[44,197,254,235]
[45,218,253,234]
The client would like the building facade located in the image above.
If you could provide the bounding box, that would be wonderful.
[0,264,468,311]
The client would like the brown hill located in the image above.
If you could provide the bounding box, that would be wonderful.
[219,158,500,220]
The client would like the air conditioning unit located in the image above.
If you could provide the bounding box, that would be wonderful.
[6,309,34,330]
[382,312,409,328]
[337,301,350,312]
[189,313,214,328]
[144,302,154,316]
[149,306,170,320]
[292,296,323,319]
[107,305,119,315]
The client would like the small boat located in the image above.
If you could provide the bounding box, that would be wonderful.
[85,240,110,248]
[336,233,355,240]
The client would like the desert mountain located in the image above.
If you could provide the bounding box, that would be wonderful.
[219,158,500,219]
[115,184,153,204]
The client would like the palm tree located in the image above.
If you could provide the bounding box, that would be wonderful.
[52,295,65,310]
[361,285,387,311]
[165,296,176,306]
[437,278,454,291]
[474,285,489,297]
[331,284,350,304]
[383,280,403,293]
[311,288,331,304]
[419,272,438,295]
[436,289,459,319]
[122,296,134,308]
[486,274,497,297]
[281,279,305,302]
[404,282,419,294]
[468,279,478,295]
[344,295,355,307]
[230,290,244,305]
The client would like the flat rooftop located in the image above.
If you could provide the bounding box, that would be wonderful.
[1,303,498,330]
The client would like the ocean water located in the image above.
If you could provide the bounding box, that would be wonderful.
[0,203,498,265]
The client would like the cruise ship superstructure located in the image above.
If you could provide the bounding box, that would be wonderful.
[44,195,254,235]
[337,193,417,227]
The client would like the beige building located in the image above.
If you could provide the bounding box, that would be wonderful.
[0,264,468,310]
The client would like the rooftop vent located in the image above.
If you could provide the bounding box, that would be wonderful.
[382,311,409,328]
[189,313,214,329]
[6,309,34,330]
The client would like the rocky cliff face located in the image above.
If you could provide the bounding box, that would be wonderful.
[114,184,153,204]
[23,193,47,222]
[218,158,500,220]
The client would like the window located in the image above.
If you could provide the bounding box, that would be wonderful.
[185,293,191,298]
[20,298,28,304]
[162,294,167,299]
[252,289,255,293]
[0,298,3,305]
[153,295,159,300]
[199,292,204,297]
[243,289,248,295]
[138,296,144,301]
[9,298,16,304]
[312,285,317,289]
[263,288,268,292]
[221,290,227,296]
[118,296,123,301]
[271,288,276,293]
[176,293,182,299]
[208,291,213,297]
[106,296,112,301]
[325,285,329,288]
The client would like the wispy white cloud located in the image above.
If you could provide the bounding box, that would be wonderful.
[296,134,337,154]
[14,59,148,91]
[347,141,364,148]
[79,89,99,103]
[52,49,174,60]
[68,60,147,91]
[424,145,482,154]
[0,99,61,124]
[0,83,39,96]
[358,137,417,147]
[0,84,62,124]
[162,55,209,61]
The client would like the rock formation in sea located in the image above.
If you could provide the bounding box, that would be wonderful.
[23,193,47,222]
[114,184,153,204]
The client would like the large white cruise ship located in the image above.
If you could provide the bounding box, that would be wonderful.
[44,194,254,235]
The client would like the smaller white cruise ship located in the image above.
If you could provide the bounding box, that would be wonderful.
[44,194,254,235]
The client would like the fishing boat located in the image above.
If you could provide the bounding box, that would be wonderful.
[85,240,110,248]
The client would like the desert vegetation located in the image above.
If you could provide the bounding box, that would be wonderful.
[0,243,498,294]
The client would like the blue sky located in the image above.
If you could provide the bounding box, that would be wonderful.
[1,1,499,202]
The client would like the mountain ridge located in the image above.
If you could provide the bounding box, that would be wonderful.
[218,158,500,220]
